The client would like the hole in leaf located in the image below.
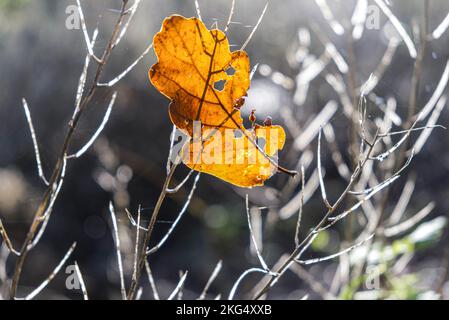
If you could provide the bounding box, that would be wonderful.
[225,66,236,76]
[234,129,243,138]
[257,137,266,149]
[214,79,226,91]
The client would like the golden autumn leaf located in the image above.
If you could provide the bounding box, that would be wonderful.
[149,15,293,187]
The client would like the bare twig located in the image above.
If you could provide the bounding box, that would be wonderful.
[240,2,268,51]
[432,13,449,39]
[198,260,222,300]
[145,260,160,300]
[74,261,89,300]
[0,220,20,256]
[22,242,76,300]
[296,234,374,265]
[21,98,49,186]
[68,92,117,159]
[147,173,200,255]
[108,202,127,300]
[224,0,236,33]
[294,165,305,247]
[373,0,417,58]
[167,271,188,300]
[245,195,269,271]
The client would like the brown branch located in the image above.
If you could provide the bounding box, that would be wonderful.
[9,0,131,299]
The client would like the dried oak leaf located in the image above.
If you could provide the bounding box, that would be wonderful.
[149,15,288,187]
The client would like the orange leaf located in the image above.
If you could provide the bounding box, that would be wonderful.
[149,15,290,187]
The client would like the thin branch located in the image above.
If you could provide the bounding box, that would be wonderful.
[254,134,379,299]
[351,0,368,40]
[417,59,449,121]
[296,234,374,265]
[97,43,153,87]
[166,125,177,175]
[294,165,305,247]
[294,100,338,150]
[68,92,117,158]
[22,98,49,185]
[314,0,344,35]
[245,195,269,271]
[113,0,142,47]
[76,0,102,63]
[229,268,269,300]
[413,95,447,153]
[167,271,188,300]
[317,128,331,209]
[108,202,127,300]
[383,202,435,237]
[23,242,76,300]
[145,260,160,300]
[147,173,200,255]
[73,28,99,118]
[0,220,20,256]
[166,169,195,193]
[74,261,89,300]
[194,0,202,21]
[373,0,417,58]
[224,0,236,33]
[198,260,222,300]
[132,205,142,284]
[240,2,268,51]
[432,13,449,39]
[388,177,415,225]
[290,263,336,299]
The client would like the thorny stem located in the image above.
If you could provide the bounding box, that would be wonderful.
[127,161,179,300]
[9,0,130,299]
[253,132,379,300]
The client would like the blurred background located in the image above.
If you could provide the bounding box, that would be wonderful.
[0,0,449,300]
